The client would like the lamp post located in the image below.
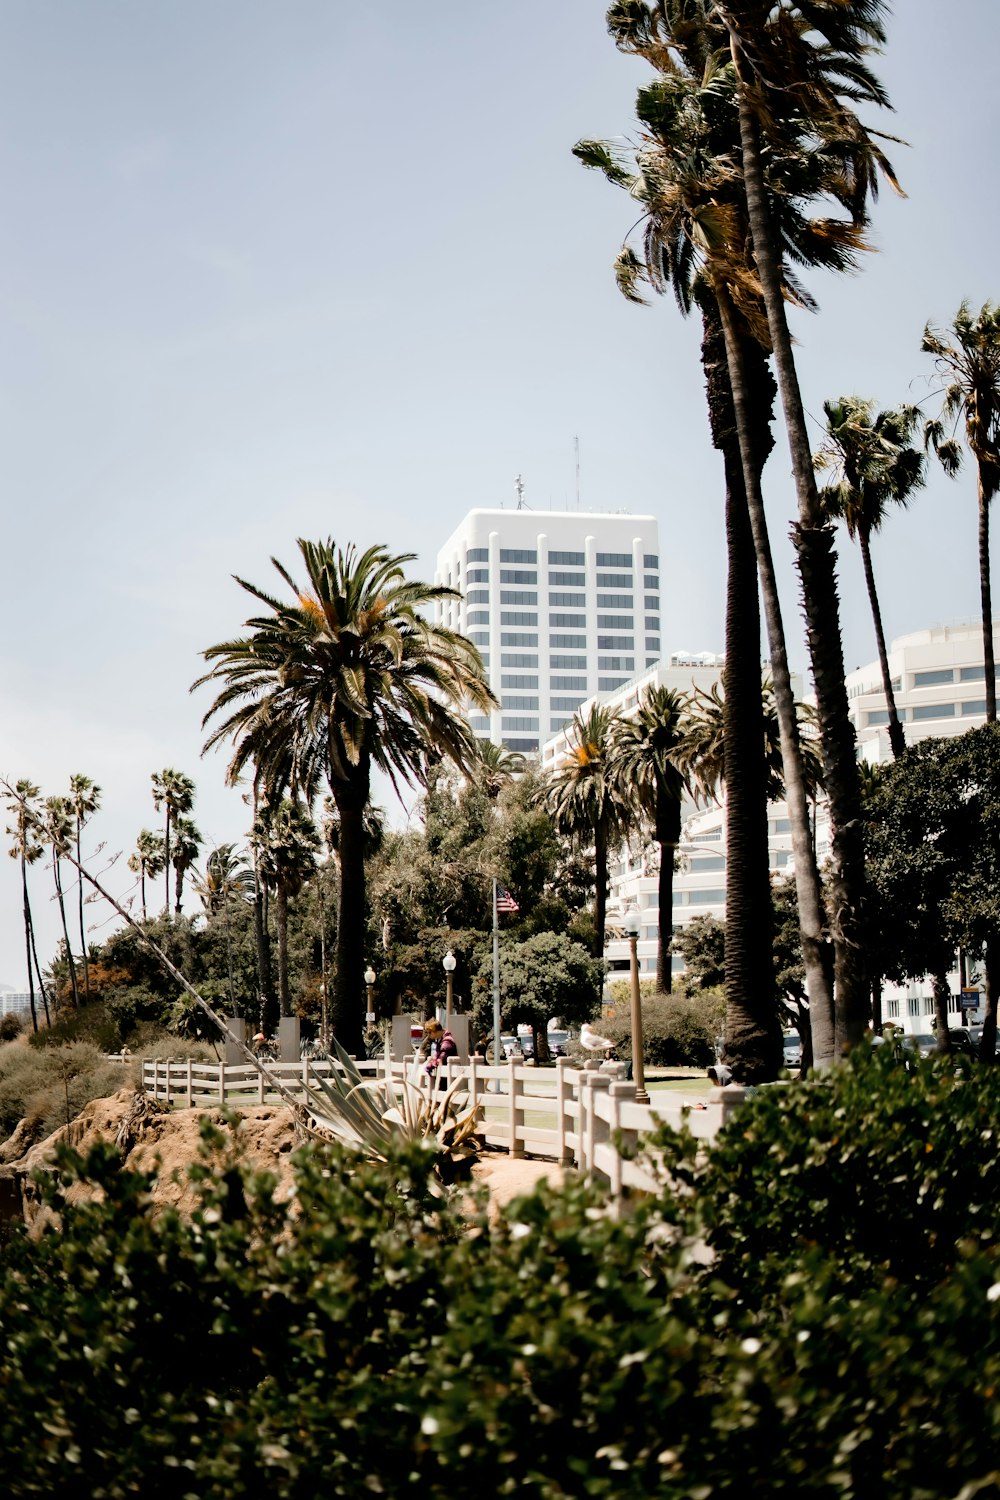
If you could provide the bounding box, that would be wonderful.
[442,949,456,1025]
[623,908,649,1103]
[364,966,376,1030]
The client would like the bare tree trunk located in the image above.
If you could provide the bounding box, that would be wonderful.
[859,530,906,759]
[20,859,38,1033]
[53,855,80,1008]
[932,971,952,1052]
[981,937,998,1064]
[331,771,369,1055]
[276,883,291,1017]
[979,478,996,722]
[76,824,91,999]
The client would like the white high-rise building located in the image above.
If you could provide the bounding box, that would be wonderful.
[435,508,661,753]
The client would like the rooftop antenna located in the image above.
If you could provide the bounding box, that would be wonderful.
[515,473,528,510]
[574,435,581,510]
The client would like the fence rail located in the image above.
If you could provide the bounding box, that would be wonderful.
[140,1055,745,1195]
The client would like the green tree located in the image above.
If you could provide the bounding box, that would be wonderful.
[251,798,321,1023]
[170,816,203,916]
[150,770,196,917]
[816,396,926,757]
[4,780,45,1032]
[610,686,691,992]
[196,540,495,1053]
[41,795,81,1010]
[922,301,1000,722]
[542,704,632,960]
[68,773,101,999]
[472,930,604,1058]
[127,829,166,923]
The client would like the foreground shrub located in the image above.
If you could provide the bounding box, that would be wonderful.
[602,990,723,1066]
[0,1041,128,1144]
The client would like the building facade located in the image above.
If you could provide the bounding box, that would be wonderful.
[435,509,661,753]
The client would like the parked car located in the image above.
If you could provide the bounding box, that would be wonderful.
[783,1032,802,1070]
[547,1029,571,1056]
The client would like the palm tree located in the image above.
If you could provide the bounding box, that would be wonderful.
[128,829,166,922]
[816,396,926,758]
[610,687,691,991]
[170,816,202,915]
[151,770,196,916]
[543,704,632,959]
[193,842,256,1016]
[471,739,527,802]
[922,301,1000,722]
[251,798,320,1020]
[42,795,81,1009]
[68,774,100,999]
[196,539,496,1053]
[718,0,900,1055]
[5,780,45,1032]
[676,676,824,806]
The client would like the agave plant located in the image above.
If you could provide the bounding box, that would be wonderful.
[302,1037,483,1183]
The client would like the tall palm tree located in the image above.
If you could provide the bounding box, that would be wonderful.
[68,774,100,999]
[251,797,320,1021]
[151,770,196,916]
[193,842,256,1015]
[922,301,1000,723]
[676,675,825,806]
[543,704,632,959]
[128,829,166,922]
[5,780,45,1032]
[170,816,202,915]
[816,396,926,758]
[471,739,527,802]
[610,687,691,991]
[718,0,900,1055]
[196,539,496,1053]
[42,795,81,1009]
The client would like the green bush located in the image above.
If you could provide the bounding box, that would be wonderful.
[0,1041,128,1144]
[602,990,723,1066]
[0,1012,25,1043]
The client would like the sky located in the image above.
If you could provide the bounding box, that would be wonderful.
[0,0,997,984]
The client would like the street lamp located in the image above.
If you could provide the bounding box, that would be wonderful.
[442,949,457,1025]
[622,908,649,1104]
[364,966,376,1029]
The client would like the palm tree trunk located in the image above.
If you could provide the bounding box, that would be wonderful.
[730,46,867,1057]
[54,856,80,1008]
[981,935,998,1065]
[859,530,906,758]
[698,293,778,1077]
[716,286,836,1068]
[932,970,952,1051]
[164,812,171,916]
[276,883,291,1017]
[27,904,51,1027]
[140,867,148,923]
[330,758,370,1055]
[655,797,682,993]
[979,478,996,722]
[76,824,91,999]
[20,858,38,1033]
[594,822,608,961]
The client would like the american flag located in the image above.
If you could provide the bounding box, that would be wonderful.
[495,885,520,914]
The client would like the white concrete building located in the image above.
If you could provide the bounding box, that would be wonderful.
[435,508,661,753]
[0,984,33,1018]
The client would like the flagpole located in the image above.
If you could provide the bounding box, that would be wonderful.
[492,877,501,1064]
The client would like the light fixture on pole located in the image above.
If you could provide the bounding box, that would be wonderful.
[364,966,376,1029]
[442,949,457,1025]
[622,908,649,1104]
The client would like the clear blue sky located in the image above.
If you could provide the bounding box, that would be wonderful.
[0,0,996,981]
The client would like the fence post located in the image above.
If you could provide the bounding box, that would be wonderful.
[165,1060,173,1107]
[302,1057,310,1100]
[154,1057,161,1100]
[218,1061,226,1106]
[555,1058,574,1165]
[186,1058,193,1108]
[607,1080,636,1205]
[467,1055,479,1113]
[508,1057,524,1159]
[259,1062,266,1106]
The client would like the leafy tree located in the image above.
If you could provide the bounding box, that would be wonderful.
[251,798,321,1023]
[816,396,926,757]
[170,816,202,916]
[922,300,1000,722]
[127,829,166,923]
[472,930,603,1057]
[193,844,256,1015]
[196,539,495,1052]
[150,769,196,917]
[67,773,101,999]
[673,914,726,992]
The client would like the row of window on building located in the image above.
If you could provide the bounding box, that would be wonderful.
[883,995,964,1019]
[468,632,661,654]
[464,548,659,568]
[865,699,990,726]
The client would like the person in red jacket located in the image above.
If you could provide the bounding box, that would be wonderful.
[422,1018,457,1088]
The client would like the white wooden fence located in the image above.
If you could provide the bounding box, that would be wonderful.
[141,1054,748,1197]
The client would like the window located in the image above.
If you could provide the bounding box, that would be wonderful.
[962,699,988,716]
[675,888,727,906]
[596,552,632,567]
[645,616,661,631]
[645,637,661,652]
[597,615,634,630]
[644,553,659,568]
[907,997,920,1016]
[501,674,538,689]
[467,567,489,583]
[502,715,539,731]
[501,632,538,647]
[598,635,634,650]
[500,569,537,585]
[552,654,586,669]
[549,571,586,586]
[470,715,490,732]
[598,676,629,691]
[886,998,900,1019]
[467,610,490,626]
[500,590,537,605]
[645,657,658,668]
[501,611,538,626]
[504,737,538,752]
[596,571,633,588]
[597,593,633,609]
[548,550,585,566]
[914,668,955,686]
[644,595,660,610]
[865,710,889,726]
[503,695,539,710]
[470,631,489,646]
[923,996,934,1015]
[599,656,633,672]
[550,613,587,628]
[500,548,537,563]
[912,702,955,720]
[551,676,588,691]
[770,818,792,832]
[960,664,988,681]
[550,716,572,732]
[643,894,658,909]
[691,855,726,872]
[501,652,537,667]
[644,575,659,591]
[551,695,586,711]
[549,591,586,607]
[466,547,489,563]
[465,589,489,604]
[552,633,586,648]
